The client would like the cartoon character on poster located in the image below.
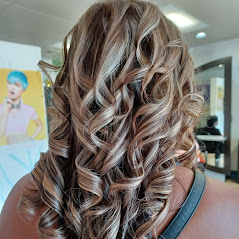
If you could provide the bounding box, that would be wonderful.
[0,69,47,145]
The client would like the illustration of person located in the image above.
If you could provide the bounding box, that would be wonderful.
[0,71,43,145]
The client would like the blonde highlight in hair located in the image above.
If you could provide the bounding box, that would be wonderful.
[18,0,203,238]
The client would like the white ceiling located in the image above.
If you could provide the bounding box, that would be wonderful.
[0,0,239,59]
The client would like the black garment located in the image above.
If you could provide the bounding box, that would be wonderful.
[197,127,223,159]
[203,126,221,136]
[159,170,206,239]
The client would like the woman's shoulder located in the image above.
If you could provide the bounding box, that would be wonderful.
[1,168,239,239]
[179,169,239,239]
[0,173,39,239]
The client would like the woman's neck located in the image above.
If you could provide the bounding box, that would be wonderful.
[11,98,21,105]
[9,98,22,110]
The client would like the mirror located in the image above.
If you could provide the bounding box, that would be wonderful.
[195,57,231,175]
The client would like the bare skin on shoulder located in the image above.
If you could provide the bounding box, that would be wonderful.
[0,1,239,239]
[1,166,239,238]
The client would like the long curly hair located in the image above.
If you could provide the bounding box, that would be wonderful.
[18,0,203,238]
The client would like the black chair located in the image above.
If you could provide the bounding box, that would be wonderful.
[196,128,224,163]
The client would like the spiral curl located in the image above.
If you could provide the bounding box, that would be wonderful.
[18,1,203,238]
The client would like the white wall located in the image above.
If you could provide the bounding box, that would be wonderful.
[0,40,41,70]
[190,38,239,171]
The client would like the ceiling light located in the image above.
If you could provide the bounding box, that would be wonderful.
[196,32,207,38]
[219,64,223,67]
[161,5,207,33]
[166,13,195,28]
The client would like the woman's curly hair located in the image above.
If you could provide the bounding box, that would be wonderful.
[18,0,203,238]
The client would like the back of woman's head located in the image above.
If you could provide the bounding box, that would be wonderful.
[18,1,203,238]
[207,115,218,128]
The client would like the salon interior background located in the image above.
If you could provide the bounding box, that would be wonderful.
[0,0,239,176]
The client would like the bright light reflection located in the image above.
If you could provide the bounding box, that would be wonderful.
[166,13,195,28]
[196,32,207,38]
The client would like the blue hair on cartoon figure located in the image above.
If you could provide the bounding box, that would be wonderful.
[7,71,28,90]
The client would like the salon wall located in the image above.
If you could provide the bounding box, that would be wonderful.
[190,38,239,172]
[0,40,48,212]
[0,40,41,69]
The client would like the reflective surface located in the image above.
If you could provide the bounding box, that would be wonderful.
[195,65,225,169]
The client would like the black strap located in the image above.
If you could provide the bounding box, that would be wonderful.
[159,170,206,239]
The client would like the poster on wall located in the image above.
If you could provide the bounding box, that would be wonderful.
[0,68,48,211]
[0,69,47,145]
[217,86,224,111]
